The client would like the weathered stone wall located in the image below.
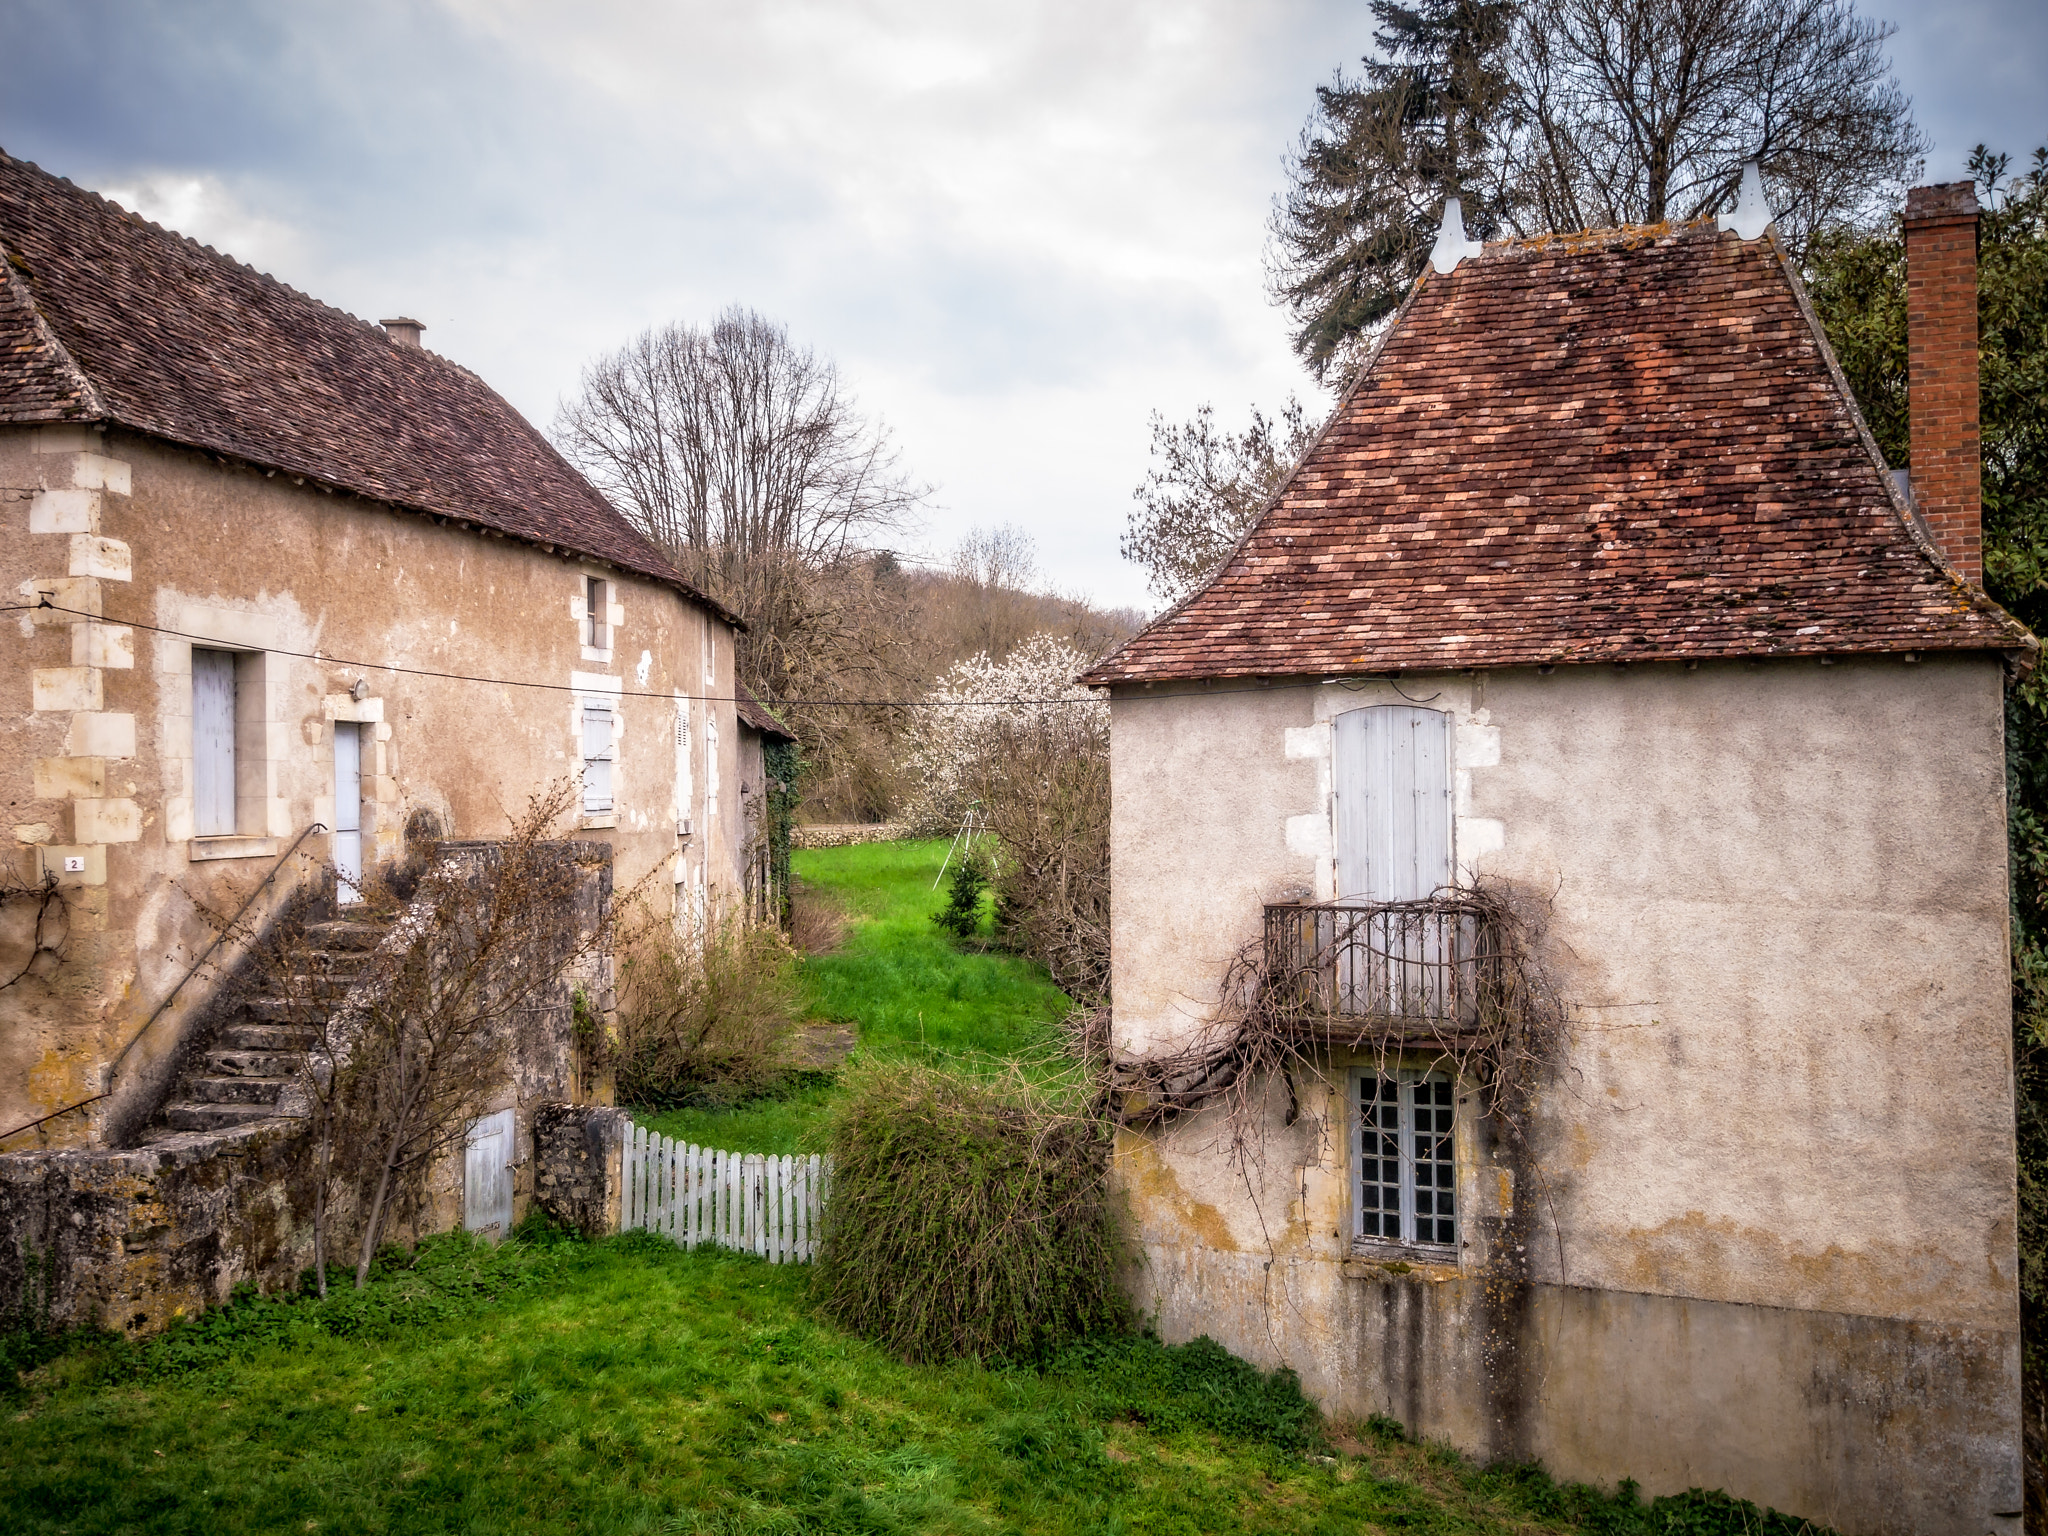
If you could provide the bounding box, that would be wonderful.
[1107,656,2020,1536]
[532,1101,629,1238]
[1,421,745,1152]
[0,1117,316,1334]
[0,837,618,1332]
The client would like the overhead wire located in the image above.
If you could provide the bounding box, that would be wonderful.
[3,599,1302,709]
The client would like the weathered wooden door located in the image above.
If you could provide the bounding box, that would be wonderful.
[332,722,362,903]
[464,1109,515,1239]
[1332,707,1454,1014]
[192,649,237,837]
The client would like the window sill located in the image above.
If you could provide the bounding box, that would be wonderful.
[1343,1244,1461,1281]
[188,835,281,862]
[580,814,617,830]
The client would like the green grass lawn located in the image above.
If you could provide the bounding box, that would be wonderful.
[634,839,1074,1155]
[1,1227,1699,1536]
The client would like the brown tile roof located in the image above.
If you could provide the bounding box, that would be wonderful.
[735,682,795,741]
[1083,223,2032,685]
[0,149,737,625]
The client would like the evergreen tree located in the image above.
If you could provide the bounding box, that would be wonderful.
[1268,0,1520,383]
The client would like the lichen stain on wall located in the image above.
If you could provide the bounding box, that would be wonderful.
[1117,1128,1238,1253]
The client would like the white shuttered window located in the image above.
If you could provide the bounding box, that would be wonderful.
[582,702,615,813]
[192,648,238,837]
[1333,705,1453,901]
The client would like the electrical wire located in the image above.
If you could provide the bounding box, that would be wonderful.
[4,599,1322,709]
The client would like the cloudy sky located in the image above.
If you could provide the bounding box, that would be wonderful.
[2,1,2041,611]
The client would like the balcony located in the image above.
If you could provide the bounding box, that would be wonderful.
[1261,897,1504,1039]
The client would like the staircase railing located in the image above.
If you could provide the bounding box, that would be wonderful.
[0,822,327,1147]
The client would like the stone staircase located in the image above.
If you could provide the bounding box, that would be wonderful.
[150,916,394,1137]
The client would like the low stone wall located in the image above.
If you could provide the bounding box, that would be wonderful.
[532,1101,629,1237]
[791,823,908,850]
[0,1116,316,1334]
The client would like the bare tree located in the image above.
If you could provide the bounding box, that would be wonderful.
[1122,399,1324,606]
[1270,0,1927,379]
[1512,0,1926,246]
[262,782,612,1291]
[553,307,925,708]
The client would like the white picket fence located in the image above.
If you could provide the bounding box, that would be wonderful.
[621,1125,828,1264]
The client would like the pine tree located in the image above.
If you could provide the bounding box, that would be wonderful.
[1267,0,1520,383]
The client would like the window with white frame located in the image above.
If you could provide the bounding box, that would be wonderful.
[1356,1071,1457,1249]
[581,700,615,814]
[585,575,608,651]
[192,648,240,837]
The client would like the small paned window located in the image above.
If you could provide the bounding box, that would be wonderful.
[582,701,614,813]
[586,576,607,650]
[1357,1073,1457,1249]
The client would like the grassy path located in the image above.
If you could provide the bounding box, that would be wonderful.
[634,839,1073,1153]
[1,1230,1659,1536]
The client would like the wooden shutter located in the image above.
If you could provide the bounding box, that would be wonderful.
[582,702,614,812]
[192,649,237,837]
[1334,706,1453,901]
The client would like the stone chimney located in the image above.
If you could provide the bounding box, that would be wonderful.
[381,316,425,348]
[1903,182,1981,582]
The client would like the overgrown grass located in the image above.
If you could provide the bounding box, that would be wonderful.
[1,1223,1816,1535]
[633,839,1074,1153]
[795,838,1073,1062]
[631,1074,840,1155]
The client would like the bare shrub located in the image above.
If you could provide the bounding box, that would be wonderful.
[970,709,1112,1005]
[612,909,803,1108]
[787,882,847,956]
[811,1059,1129,1364]
[264,781,613,1292]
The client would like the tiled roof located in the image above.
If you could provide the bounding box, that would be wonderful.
[1083,223,2031,685]
[0,149,736,625]
[735,682,795,741]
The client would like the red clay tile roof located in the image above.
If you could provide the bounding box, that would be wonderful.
[1082,223,2032,685]
[0,149,737,626]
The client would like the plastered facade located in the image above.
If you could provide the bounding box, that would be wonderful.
[1108,657,2019,1535]
[1,422,748,1153]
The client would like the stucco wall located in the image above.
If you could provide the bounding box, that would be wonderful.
[2,422,745,1150]
[1108,657,2019,1535]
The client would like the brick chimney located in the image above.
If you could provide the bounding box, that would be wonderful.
[1903,181,1981,582]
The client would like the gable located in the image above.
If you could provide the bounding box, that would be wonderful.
[1085,225,2029,684]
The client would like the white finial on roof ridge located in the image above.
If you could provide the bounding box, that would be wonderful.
[1428,196,1486,274]
[1718,160,1773,241]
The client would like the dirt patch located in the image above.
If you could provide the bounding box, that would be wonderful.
[784,1023,857,1071]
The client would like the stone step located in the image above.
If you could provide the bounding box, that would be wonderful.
[301,948,377,977]
[205,1048,306,1079]
[218,1022,319,1052]
[305,920,391,951]
[184,1074,294,1105]
[242,997,330,1024]
[163,1101,287,1132]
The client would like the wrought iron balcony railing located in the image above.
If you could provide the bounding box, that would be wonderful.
[1262,897,1502,1036]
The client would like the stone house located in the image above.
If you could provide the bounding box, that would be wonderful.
[0,150,756,1318]
[1082,179,2029,1535]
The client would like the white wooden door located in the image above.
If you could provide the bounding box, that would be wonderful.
[1332,707,1454,1015]
[464,1109,515,1239]
[192,649,237,837]
[332,723,362,903]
